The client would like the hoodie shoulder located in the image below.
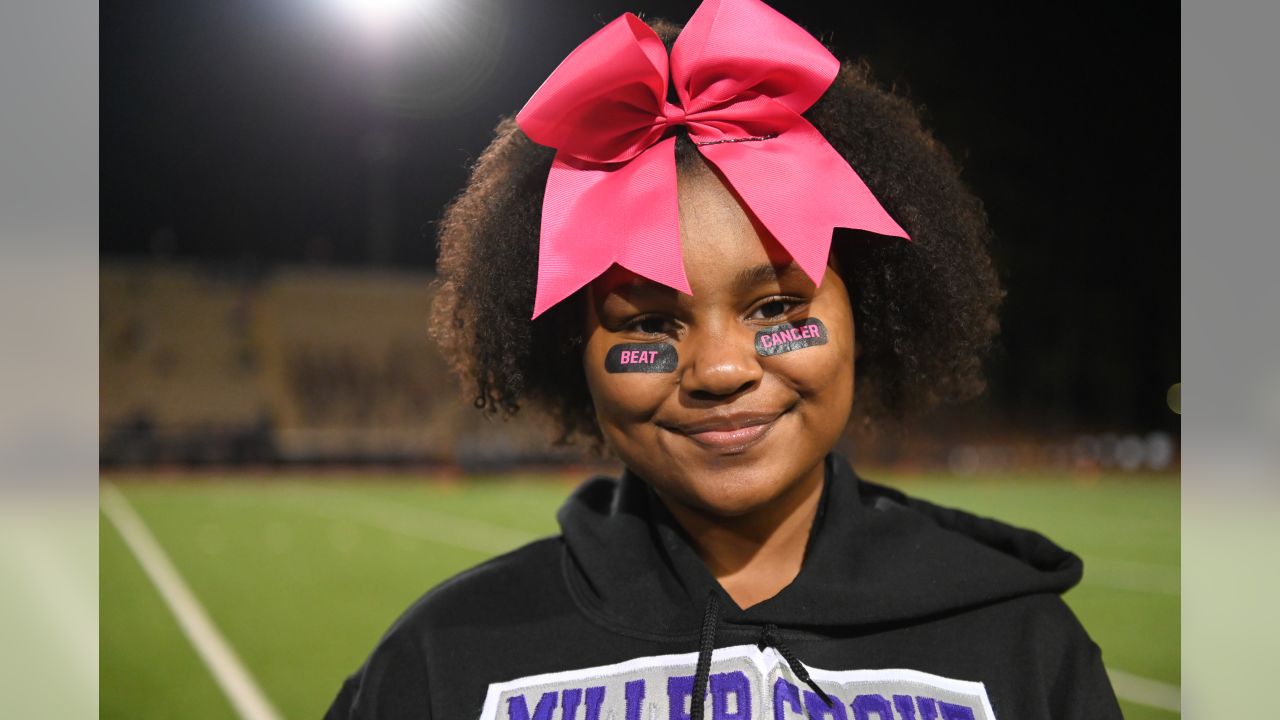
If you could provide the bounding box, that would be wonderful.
[855,475,1085,592]
[979,592,1123,719]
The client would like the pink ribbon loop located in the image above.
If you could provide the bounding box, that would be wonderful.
[517,0,910,319]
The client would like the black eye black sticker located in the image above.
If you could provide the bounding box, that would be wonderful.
[755,317,828,356]
[605,343,678,373]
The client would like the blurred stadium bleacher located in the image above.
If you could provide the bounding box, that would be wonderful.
[100,262,570,468]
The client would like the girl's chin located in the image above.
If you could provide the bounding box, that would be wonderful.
[614,420,828,516]
[673,461,813,518]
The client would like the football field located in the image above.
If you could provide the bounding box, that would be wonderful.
[100,472,1179,719]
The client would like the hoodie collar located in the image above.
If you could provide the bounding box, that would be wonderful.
[557,452,1082,637]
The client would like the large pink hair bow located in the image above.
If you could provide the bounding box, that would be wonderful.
[516,0,909,319]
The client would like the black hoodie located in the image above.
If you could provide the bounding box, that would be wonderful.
[326,452,1122,719]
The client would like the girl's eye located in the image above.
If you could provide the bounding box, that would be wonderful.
[627,315,674,336]
[752,299,795,321]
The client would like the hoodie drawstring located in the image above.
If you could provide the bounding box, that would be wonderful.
[690,592,719,720]
[689,592,832,720]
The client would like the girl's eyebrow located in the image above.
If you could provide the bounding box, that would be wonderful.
[734,262,806,289]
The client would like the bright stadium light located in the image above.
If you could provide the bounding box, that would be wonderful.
[330,0,433,36]
[313,0,507,117]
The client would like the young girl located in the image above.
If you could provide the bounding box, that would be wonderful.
[327,1,1122,717]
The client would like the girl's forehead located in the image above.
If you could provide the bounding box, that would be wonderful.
[677,161,799,271]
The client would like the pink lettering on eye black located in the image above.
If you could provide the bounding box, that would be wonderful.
[605,343,678,373]
[755,318,828,356]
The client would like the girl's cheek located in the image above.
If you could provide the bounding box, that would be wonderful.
[585,344,677,418]
[760,343,845,391]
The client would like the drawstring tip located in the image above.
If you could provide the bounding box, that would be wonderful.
[758,623,833,708]
[814,686,835,707]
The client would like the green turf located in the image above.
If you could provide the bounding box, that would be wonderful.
[100,473,1178,719]
[101,510,237,719]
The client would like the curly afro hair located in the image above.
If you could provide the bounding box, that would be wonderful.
[430,17,1002,446]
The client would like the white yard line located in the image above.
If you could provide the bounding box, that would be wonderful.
[101,484,283,720]
[1108,668,1181,713]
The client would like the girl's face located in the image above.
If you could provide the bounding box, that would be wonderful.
[582,160,856,518]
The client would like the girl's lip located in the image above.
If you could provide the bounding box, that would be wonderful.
[685,422,774,452]
[669,410,788,453]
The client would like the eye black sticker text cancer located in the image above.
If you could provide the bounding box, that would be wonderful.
[605,343,678,373]
[755,318,828,356]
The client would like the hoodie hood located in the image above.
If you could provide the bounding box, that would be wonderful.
[557,451,1082,637]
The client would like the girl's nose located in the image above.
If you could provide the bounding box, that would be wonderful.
[681,325,764,399]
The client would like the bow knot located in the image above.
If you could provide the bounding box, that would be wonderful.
[517,0,910,319]
[662,101,687,128]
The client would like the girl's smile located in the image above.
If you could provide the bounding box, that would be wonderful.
[582,155,856,519]
[658,403,792,453]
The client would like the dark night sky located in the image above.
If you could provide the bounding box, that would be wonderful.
[101,1,1178,433]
